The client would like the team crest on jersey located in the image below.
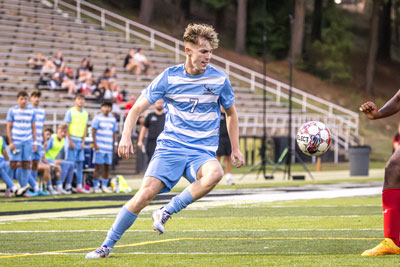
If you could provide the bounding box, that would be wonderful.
[203,85,216,95]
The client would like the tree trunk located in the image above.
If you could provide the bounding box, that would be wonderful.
[215,8,226,32]
[378,0,392,61]
[365,0,382,95]
[235,0,247,55]
[311,0,323,42]
[289,0,305,61]
[180,0,191,20]
[139,0,154,25]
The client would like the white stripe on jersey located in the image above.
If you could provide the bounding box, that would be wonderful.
[165,120,218,138]
[95,136,113,143]
[12,129,32,135]
[167,104,218,121]
[158,133,218,151]
[98,122,115,129]
[165,94,219,103]
[12,122,32,128]
[14,115,34,121]
[168,76,225,85]
[97,129,114,136]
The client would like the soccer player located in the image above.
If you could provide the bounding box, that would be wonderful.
[44,124,75,195]
[91,101,118,193]
[28,90,50,196]
[85,23,244,259]
[6,91,37,196]
[137,99,165,163]
[360,92,400,256]
[64,94,90,193]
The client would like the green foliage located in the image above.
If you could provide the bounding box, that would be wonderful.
[303,7,353,82]
[200,0,232,10]
[247,0,290,58]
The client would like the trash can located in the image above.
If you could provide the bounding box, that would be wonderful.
[348,146,371,176]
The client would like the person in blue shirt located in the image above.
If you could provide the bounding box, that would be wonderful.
[91,101,118,193]
[27,90,50,196]
[6,91,37,196]
[86,23,244,259]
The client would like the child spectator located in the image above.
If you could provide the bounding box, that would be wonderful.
[80,77,95,96]
[76,58,92,83]
[134,48,153,75]
[45,124,75,195]
[91,102,118,193]
[64,94,90,193]
[6,91,37,196]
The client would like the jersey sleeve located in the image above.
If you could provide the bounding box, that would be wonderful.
[6,108,14,122]
[64,109,72,123]
[92,116,99,130]
[31,109,37,123]
[219,77,235,109]
[141,69,168,104]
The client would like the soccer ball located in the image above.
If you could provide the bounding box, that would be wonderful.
[296,121,331,156]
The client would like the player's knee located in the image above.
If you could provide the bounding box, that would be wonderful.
[21,162,30,169]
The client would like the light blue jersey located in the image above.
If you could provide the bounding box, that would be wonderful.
[92,114,118,154]
[30,105,46,147]
[6,105,36,144]
[142,64,234,153]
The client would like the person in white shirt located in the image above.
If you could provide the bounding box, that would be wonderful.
[134,48,153,75]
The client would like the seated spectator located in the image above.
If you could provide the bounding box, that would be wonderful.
[87,60,94,72]
[28,53,44,70]
[134,48,153,75]
[76,58,92,83]
[94,68,117,101]
[39,57,56,86]
[124,48,139,74]
[52,51,64,69]
[62,68,77,95]
[41,57,56,75]
[80,77,96,96]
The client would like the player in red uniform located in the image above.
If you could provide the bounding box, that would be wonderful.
[360,91,400,256]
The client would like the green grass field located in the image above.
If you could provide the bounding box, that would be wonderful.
[1,194,398,266]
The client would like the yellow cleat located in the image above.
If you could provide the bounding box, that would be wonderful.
[361,238,400,256]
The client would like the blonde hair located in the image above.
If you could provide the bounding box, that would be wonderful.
[183,23,219,49]
[58,124,68,131]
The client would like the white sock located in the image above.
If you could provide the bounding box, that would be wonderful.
[56,184,63,190]
[76,184,82,189]
[33,185,40,192]
[226,173,232,180]
[11,186,18,193]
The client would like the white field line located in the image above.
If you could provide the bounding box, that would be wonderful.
[0,229,383,233]
[0,187,382,222]
[0,252,320,255]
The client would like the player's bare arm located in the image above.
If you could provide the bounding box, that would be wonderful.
[65,123,75,150]
[92,128,98,151]
[360,89,400,120]
[224,104,244,168]
[119,95,152,159]
[81,126,87,149]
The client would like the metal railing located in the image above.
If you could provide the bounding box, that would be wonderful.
[49,0,358,133]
